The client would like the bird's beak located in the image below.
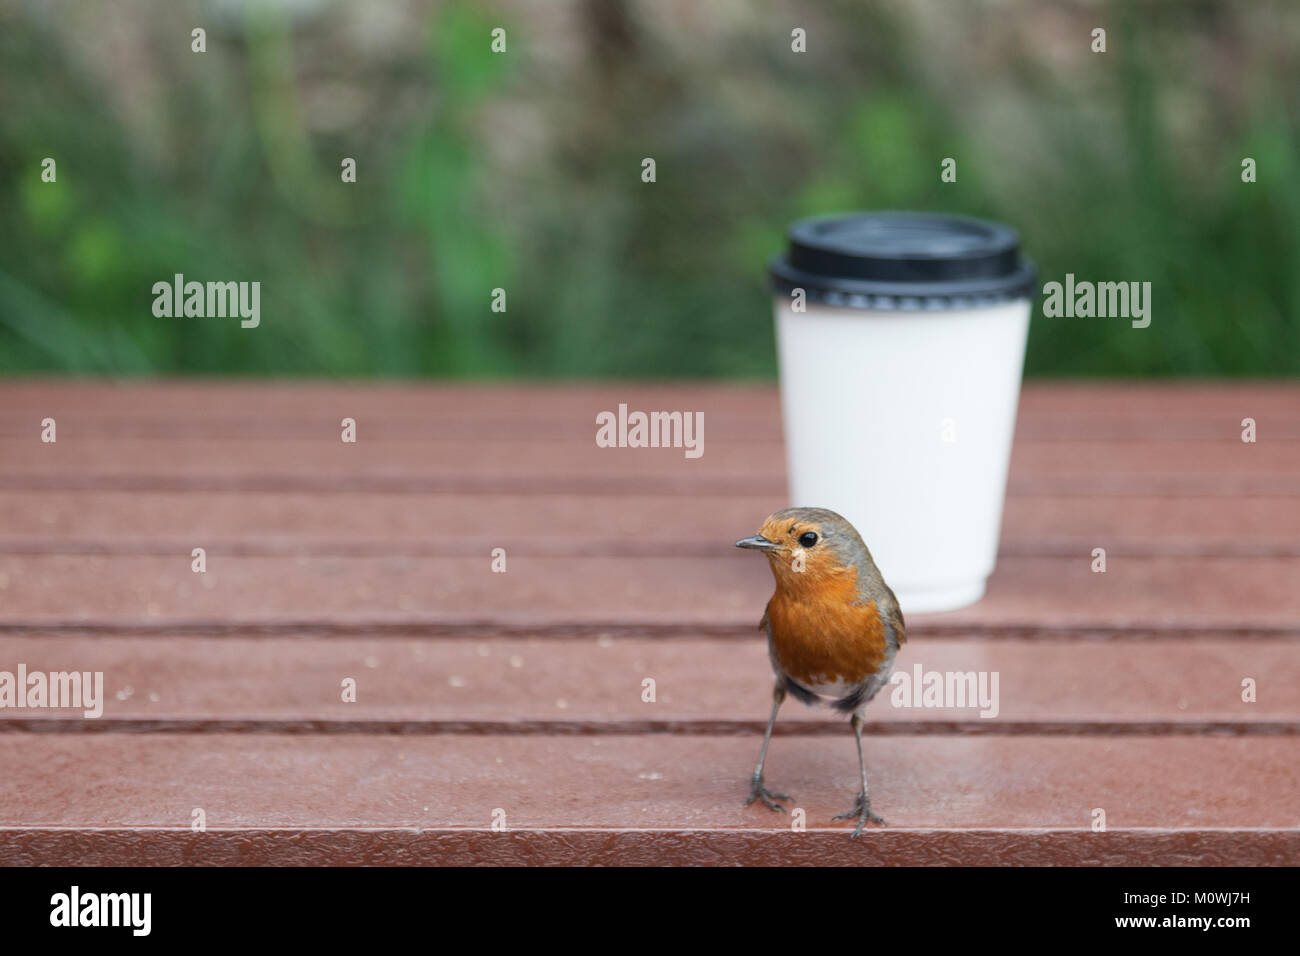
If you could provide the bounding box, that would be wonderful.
[735,534,780,552]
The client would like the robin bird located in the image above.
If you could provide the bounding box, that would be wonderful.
[735,506,905,837]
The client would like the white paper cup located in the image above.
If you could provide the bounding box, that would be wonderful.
[769,212,1036,613]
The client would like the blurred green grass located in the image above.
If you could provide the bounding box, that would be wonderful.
[0,0,1296,378]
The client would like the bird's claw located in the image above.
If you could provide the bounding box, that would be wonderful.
[834,791,886,837]
[745,776,791,813]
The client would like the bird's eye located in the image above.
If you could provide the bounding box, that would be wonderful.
[798,531,818,548]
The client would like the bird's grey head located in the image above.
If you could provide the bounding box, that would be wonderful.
[734,506,875,578]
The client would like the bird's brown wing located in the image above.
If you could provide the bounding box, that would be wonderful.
[887,602,906,645]
[882,586,907,647]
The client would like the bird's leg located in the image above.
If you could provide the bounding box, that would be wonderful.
[745,681,791,812]
[833,713,886,836]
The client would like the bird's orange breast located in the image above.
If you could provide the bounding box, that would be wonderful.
[765,573,889,689]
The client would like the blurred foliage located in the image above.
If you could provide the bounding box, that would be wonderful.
[0,0,1296,378]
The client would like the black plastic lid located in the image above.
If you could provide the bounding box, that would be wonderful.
[769,211,1037,310]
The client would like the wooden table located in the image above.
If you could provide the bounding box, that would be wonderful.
[1,381,1297,865]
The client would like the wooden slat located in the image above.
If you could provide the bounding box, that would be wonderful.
[3,437,1297,495]
[1012,383,1300,438]
[1,491,1298,557]
[1,553,1297,631]
[8,827,1292,867]
[0,382,781,434]
[1,381,1296,438]
[0,735,1296,864]
[0,634,1293,732]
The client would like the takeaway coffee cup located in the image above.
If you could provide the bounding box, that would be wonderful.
[769,211,1036,613]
